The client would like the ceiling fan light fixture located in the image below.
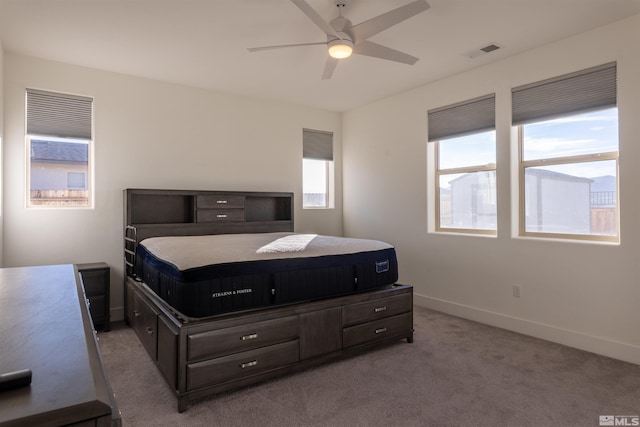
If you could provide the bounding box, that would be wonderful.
[328,39,354,59]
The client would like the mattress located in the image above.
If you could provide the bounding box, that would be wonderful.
[134,232,398,318]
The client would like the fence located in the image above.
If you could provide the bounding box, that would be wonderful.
[30,190,89,206]
[590,191,616,207]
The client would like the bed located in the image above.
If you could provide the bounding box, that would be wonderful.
[124,189,413,412]
[134,232,398,318]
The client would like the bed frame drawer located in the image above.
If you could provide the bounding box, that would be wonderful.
[186,340,299,390]
[187,316,299,361]
[132,291,160,359]
[196,209,245,222]
[343,312,413,348]
[197,195,245,209]
[342,294,412,327]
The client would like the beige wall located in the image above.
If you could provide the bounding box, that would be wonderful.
[0,39,3,267]
[3,53,343,320]
[343,14,640,364]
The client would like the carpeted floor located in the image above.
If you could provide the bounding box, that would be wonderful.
[98,306,640,426]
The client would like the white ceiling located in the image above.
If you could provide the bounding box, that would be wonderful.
[1,0,639,112]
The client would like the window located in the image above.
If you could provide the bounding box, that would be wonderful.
[428,94,496,234]
[303,128,333,208]
[26,89,93,207]
[437,131,497,232]
[513,63,618,241]
[67,171,87,189]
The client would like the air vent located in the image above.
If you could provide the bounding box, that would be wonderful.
[466,43,502,59]
[480,44,500,53]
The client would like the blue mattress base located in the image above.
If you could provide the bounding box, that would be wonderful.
[135,245,398,318]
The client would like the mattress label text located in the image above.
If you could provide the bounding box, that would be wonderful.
[212,288,253,298]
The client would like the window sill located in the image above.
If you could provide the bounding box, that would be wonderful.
[514,234,619,246]
[430,229,497,238]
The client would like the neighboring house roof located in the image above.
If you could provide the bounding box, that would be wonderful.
[31,140,88,165]
[524,168,592,183]
[449,169,497,185]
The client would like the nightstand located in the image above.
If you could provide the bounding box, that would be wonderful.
[77,262,111,331]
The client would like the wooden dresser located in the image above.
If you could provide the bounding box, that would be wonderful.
[0,264,120,426]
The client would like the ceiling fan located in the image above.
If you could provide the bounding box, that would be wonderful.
[248,0,431,79]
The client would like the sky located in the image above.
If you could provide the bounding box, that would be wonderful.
[438,107,618,189]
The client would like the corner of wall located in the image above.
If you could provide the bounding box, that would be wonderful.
[0,38,4,268]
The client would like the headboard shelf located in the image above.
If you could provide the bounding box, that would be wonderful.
[125,188,294,231]
[245,196,292,222]
[130,193,195,224]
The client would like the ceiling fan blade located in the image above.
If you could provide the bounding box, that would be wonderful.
[248,42,327,52]
[353,40,419,65]
[290,0,342,40]
[350,0,430,44]
[322,57,338,80]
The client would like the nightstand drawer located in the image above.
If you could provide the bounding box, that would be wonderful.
[186,340,299,390]
[342,294,412,327]
[197,195,245,209]
[343,312,413,348]
[88,295,106,318]
[187,315,298,362]
[81,269,107,296]
[77,262,110,332]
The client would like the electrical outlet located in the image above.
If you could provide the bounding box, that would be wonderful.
[513,284,521,298]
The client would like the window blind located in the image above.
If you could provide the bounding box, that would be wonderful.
[303,129,333,161]
[26,89,93,140]
[512,62,616,125]
[428,94,495,142]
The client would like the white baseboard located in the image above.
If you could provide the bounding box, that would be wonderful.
[414,292,640,365]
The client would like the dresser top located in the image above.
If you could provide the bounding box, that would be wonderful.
[0,264,113,426]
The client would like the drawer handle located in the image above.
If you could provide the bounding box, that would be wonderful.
[374,306,387,313]
[240,360,258,369]
[146,326,154,335]
[241,333,258,341]
[216,200,228,204]
[216,214,228,218]
[133,310,141,317]
[375,327,388,334]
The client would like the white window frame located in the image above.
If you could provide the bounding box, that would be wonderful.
[25,89,94,209]
[303,157,334,209]
[435,134,497,236]
[512,63,618,243]
[428,94,497,235]
[26,135,94,208]
[517,115,619,242]
[302,128,334,210]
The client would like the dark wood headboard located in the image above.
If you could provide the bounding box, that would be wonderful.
[123,188,293,276]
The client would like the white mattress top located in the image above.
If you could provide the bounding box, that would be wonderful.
[139,232,393,271]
